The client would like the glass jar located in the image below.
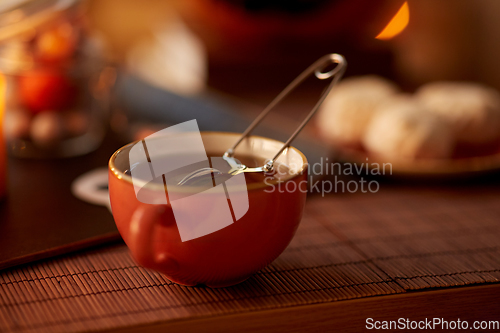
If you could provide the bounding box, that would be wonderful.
[0,0,109,158]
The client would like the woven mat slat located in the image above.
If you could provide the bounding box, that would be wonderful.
[1,185,500,332]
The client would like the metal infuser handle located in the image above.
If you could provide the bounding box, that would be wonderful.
[224,53,347,172]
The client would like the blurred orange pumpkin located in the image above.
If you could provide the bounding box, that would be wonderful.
[181,0,406,64]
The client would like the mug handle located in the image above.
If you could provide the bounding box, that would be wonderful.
[128,204,178,273]
[129,204,162,269]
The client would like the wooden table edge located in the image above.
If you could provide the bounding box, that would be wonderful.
[98,283,500,333]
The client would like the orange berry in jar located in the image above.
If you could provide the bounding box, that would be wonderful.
[35,22,78,63]
[18,69,79,114]
[3,108,32,140]
[63,109,90,136]
[30,111,66,147]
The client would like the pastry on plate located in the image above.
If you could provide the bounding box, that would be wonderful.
[316,75,398,145]
[363,95,454,160]
[416,82,500,144]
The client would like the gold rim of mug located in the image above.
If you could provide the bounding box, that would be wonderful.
[109,131,309,193]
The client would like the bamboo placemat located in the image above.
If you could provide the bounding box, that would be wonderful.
[1,184,500,332]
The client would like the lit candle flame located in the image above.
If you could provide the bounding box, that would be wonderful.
[376,2,409,40]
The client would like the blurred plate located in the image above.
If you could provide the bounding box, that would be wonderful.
[334,141,500,178]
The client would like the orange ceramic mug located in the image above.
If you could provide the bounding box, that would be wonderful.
[108,132,308,287]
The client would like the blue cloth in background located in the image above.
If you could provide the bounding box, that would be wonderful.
[116,74,251,133]
[115,73,331,178]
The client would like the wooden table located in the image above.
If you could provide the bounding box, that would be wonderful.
[129,285,499,333]
[1,166,499,332]
[1,85,500,332]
